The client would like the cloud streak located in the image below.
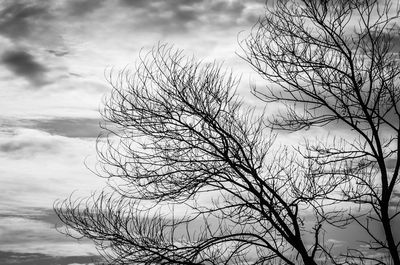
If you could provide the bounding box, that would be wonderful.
[1,117,104,138]
[0,250,99,265]
[21,118,103,138]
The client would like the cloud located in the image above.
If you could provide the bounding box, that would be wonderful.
[0,251,99,265]
[1,49,49,87]
[116,0,258,32]
[64,0,106,17]
[2,117,108,139]
[386,158,397,169]
[0,1,50,40]
[390,191,400,209]
[0,215,98,257]
[21,118,103,138]
[0,128,60,157]
[326,238,345,247]
[0,140,52,154]
[383,30,400,52]
[0,125,105,212]
[0,208,63,227]
[47,49,69,57]
[359,28,400,53]
[119,0,203,8]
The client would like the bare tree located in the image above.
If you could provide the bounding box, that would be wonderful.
[55,0,400,264]
[243,0,400,264]
[56,44,328,264]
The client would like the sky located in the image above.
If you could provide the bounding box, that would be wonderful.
[0,0,399,264]
[0,0,267,264]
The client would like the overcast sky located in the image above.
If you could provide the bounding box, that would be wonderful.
[0,0,267,264]
[1,0,399,264]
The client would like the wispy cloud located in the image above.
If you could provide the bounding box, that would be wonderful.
[46,49,69,57]
[326,238,345,247]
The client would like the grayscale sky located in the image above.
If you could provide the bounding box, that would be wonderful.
[1,0,399,264]
[0,0,267,264]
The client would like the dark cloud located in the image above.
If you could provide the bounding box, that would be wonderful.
[381,30,400,52]
[1,118,103,139]
[65,0,106,17]
[118,0,255,32]
[0,1,50,40]
[128,0,202,30]
[118,0,147,7]
[210,0,244,13]
[27,118,103,138]
[69,72,83,77]
[1,50,49,87]
[0,251,100,265]
[386,158,397,170]
[349,26,400,53]
[46,49,69,57]
[119,0,203,8]
[174,8,199,24]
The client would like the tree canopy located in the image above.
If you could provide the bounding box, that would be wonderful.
[55,0,400,264]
